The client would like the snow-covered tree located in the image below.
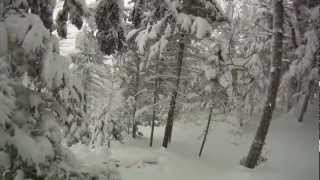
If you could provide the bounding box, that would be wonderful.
[95,0,125,55]
[243,0,285,169]
[123,0,229,147]
[0,1,120,179]
[56,0,89,38]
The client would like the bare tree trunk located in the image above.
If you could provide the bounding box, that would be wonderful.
[162,40,185,148]
[231,69,238,97]
[132,107,137,138]
[150,58,160,147]
[132,54,140,138]
[243,0,284,169]
[127,117,130,134]
[199,105,213,157]
[0,1,3,18]
[298,81,312,122]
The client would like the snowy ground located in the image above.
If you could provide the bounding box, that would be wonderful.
[106,106,318,180]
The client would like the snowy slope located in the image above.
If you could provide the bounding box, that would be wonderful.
[110,106,318,180]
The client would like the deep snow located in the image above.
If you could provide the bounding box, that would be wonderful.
[107,106,318,180]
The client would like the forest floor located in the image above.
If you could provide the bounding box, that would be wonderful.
[107,106,318,180]
[68,105,318,180]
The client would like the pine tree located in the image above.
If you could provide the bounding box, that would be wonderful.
[0,1,120,179]
[95,0,125,55]
[162,0,226,148]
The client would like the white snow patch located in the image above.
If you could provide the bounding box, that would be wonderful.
[191,17,212,39]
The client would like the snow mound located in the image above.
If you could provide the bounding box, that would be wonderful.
[69,143,121,180]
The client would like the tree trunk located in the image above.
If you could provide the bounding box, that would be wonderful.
[199,106,213,157]
[127,117,130,134]
[298,81,312,122]
[231,69,238,96]
[243,0,284,169]
[0,1,3,18]
[150,58,160,147]
[132,54,140,138]
[162,40,185,148]
[132,0,144,28]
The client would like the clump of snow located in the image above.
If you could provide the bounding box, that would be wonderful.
[0,151,10,169]
[5,12,31,44]
[191,17,212,39]
[126,29,140,41]
[148,41,160,62]
[135,29,149,54]
[219,71,232,88]
[14,169,24,180]
[41,50,74,90]
[310,6,320,21]
[22,14,50,53]
[135,22,162,54]
[148,21,162,39]
[164,25,172,37]
[51,35,60,53]
[202,64,217,80]
[9,127,54,165]
[68,143,121,179]
[176,13,192,32]
[309,67,318,81]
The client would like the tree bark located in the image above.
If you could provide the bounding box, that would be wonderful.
[162,40,185,148]
[244,0,284,169]
[298,81,312,122]
[0,1,3,18]
[199,105,213,157]
[150,58,160,147]
[132,54,140,138]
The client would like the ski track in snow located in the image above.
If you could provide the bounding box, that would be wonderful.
[109,106,318,180]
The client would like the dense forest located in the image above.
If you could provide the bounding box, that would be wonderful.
[0,0,319,179]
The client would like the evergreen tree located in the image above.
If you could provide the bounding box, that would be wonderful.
[0,1,120,179]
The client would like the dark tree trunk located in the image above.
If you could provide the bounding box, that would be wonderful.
[150,58,160,147]
[231,69,238,96]
[298,81,312,122]
[162,40,185,148]
[132,54,141,138]
[199,106,213,157]
[243,0,284,169]
[0,1,3,17]
[132,107,137,138]
[127,117,130,134]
